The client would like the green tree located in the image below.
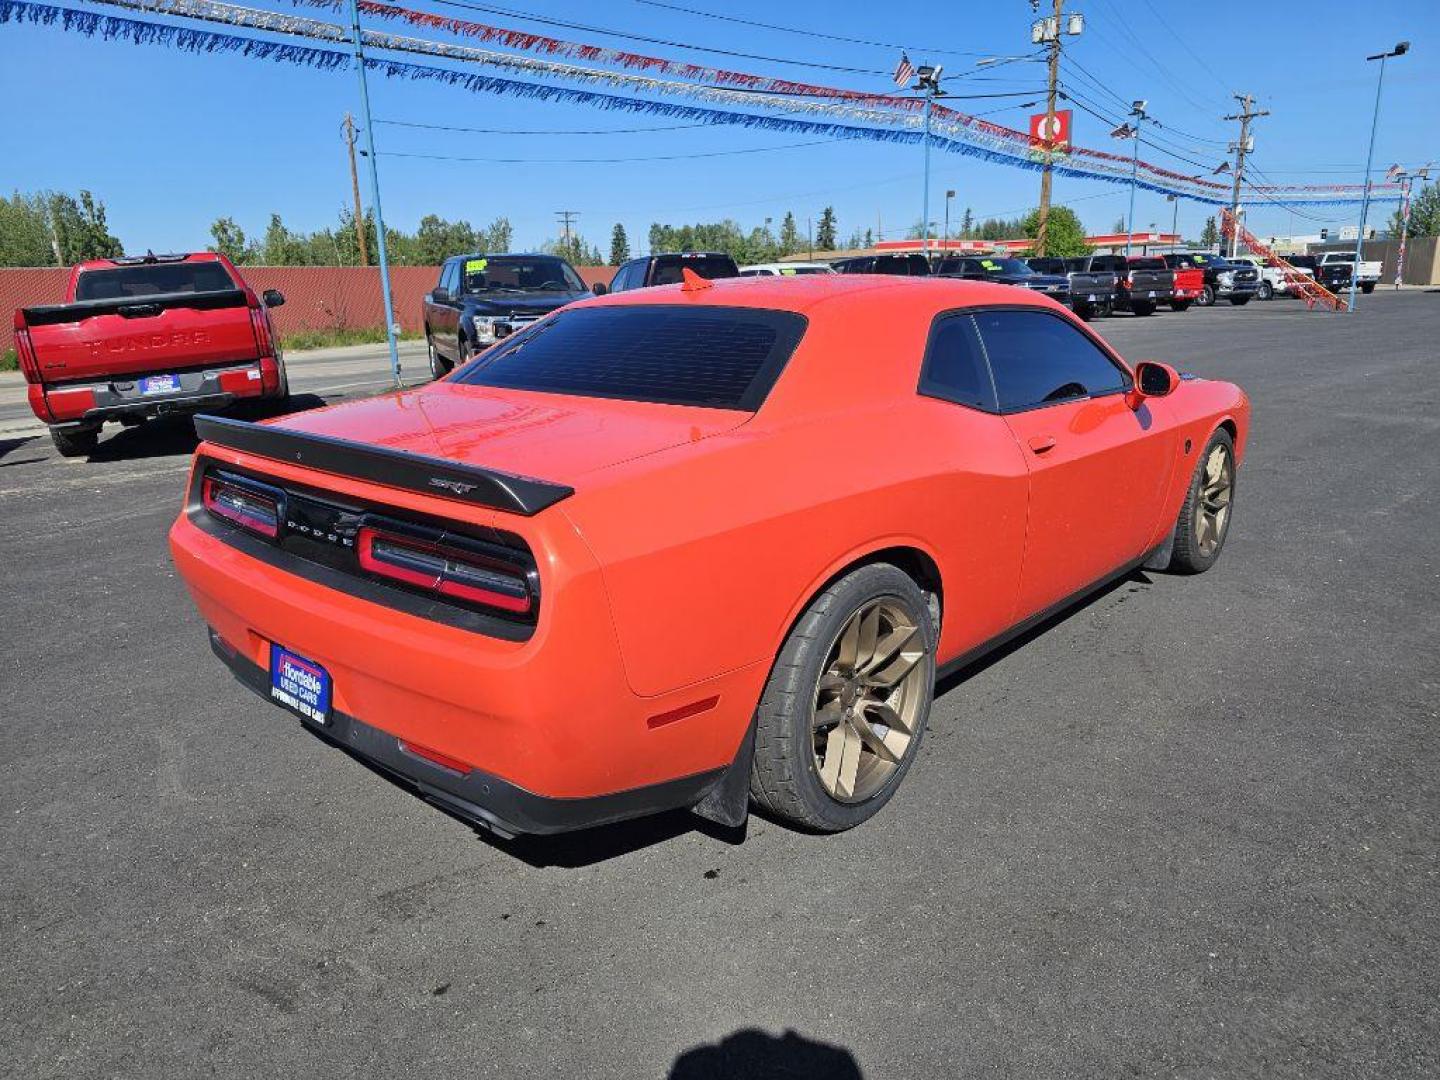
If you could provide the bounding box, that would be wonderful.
[1112,215,1127,234]
[413,214,479,265]
[208,216,249,263]
[609,222,630,265]
[815,206,837,251]
[0,191,57,266]
[483,217,513,254]
[960,207,974,238]
[1390,181,1440,238]
[1199,216,1219,248]
[1019,205,1090,258]
[49,190,122,262]
[778,211,800,257]
[260,213,308,265]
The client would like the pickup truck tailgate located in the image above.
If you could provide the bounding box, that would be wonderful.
[23,289,258,383]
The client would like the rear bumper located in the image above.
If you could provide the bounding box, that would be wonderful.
[35,358,281,427]
[208,630,725,836]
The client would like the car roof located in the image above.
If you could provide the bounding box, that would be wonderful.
[76,251,220,272]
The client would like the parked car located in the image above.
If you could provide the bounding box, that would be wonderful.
[1317,252,1381,294]
[1141,254,1201,311]
[12,252,287,457]
[1067,254,1171,315]
[1162,252,1258,306]
[739,262,836,276]
[423,253,596,379]
[1227,254,1315,300]
[831,254,931,275]
[1310,256,1353,293]
[935,256,1070,306]
[169,275,1249,837]
[609,252,739,293]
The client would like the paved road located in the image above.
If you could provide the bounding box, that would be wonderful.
[2,292,1437,1079]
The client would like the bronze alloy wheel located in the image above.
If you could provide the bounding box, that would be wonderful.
[1196,442,1234,555]
[810,598,928,803]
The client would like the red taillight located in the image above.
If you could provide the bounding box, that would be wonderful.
[399,740,474,775]
[12,312,42,384]
[203,475,280,538]
[1120,276,1133,290]
[357,526,532,615]
[248,304,274,357]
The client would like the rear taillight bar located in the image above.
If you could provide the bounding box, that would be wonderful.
[11,311,42,384]
[248,302,275,357]
[202,473,283,538]
[357,525,533,615]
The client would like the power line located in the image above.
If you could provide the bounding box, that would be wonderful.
[1063,55,1229,148]
[631,0,992,58]
[374,118,717,135]
[424,0,887,75]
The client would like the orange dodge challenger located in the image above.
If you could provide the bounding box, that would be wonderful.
[170,274,1248,837]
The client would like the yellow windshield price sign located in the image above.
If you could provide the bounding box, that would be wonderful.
[464,258,488,274]
[981,259,999,270]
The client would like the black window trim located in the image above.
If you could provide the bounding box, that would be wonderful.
[917,311,1001,414]
[917,304,1134,417]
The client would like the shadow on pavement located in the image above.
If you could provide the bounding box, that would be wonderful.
[0,434,43,467]
[668,1028,863,1079]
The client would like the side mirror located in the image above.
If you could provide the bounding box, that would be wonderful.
[430,286,450,303]
[591,281,608,296]
[262,289,285,308]
[1128,360,1179,409]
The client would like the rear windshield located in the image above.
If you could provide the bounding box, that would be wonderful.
[1086,256,1127,272]
[75,261,237,300]
[455,305,807,411]
[1129,257,1167,269]
[649,254,739,286]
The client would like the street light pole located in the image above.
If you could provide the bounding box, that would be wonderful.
[1394,165,1430,289]
[913,65,944,262]
[1113,101,1146,258]
[346,0,401,386]
[944,189,955,254]
[1168,194,1179,251]
[1350,41,1409,313]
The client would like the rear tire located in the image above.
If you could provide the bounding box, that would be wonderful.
[427,337,451,380]
[750,563,935,833]
[1131,300,1155,316]
[50,427,99,458]
[1360,282,1375,294]
[1169,428,1236,575]
[1229,296,1251,306]
[1169,299,1192,312]
[1073,302,1094,321]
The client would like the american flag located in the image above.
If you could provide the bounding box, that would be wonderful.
[893,52,916,87]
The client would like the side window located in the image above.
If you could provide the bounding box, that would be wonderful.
[441,261,461,294]
[974,310,1129,412]
[919,314,997,412]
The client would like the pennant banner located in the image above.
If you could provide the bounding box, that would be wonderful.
[0,0,1400,207]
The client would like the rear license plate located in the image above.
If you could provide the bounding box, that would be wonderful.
[270,643,331,725]
[1087,293,1097,301]
[139,374,179,395]
[1147,290,1156,298]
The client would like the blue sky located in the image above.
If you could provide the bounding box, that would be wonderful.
[3,0,1437,256]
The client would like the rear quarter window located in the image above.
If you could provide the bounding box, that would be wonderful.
[75,261,238,300]
[455,305,807,411]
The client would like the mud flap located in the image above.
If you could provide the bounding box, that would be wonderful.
[1143,528,1176,571]
[690,720,755,829]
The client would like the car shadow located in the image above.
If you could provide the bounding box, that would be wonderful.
[0,435,44,467]
[668,1028,863,1079]
[82,394,328,463]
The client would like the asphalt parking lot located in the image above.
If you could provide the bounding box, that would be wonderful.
[2,291,1436,1079]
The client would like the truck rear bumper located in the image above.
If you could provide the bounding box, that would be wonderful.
[207,628,727,837]
[37,359,281,427]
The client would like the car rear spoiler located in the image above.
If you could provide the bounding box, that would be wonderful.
[22,288,250,326]
[193,415,574,517]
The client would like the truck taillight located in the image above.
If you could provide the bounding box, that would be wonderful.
[11,312,41,383]
[249,304,275,357]
[357,525,533,616]
[1120,276,1133,290]
[203,475,281,538]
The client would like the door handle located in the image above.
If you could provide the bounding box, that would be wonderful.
[1027,435,1057,454]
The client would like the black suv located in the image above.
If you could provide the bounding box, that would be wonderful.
[1161,252,1258,306]
[830,254,931,275]
[423,253,597,378]
[609,252,739,292]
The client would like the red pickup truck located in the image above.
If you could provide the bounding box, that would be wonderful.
[12,252,288,456]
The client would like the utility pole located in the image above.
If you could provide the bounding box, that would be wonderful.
[342,113,368,266]
[1033,0,1084,256]
[556,210,579,261]
[1222,93,1268,258]
[346,0,401,386]
[1394,163,1431,289]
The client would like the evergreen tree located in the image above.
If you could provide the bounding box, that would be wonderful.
[49,191,122,262]
[815,206,837,251]
[778,211,800,257]
[609,222,630,265]
[483,217,513,254]
[1199,216,1220,248]
[0,192,58,266]
[960,206,974,238]
[1389,181,1439,238]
